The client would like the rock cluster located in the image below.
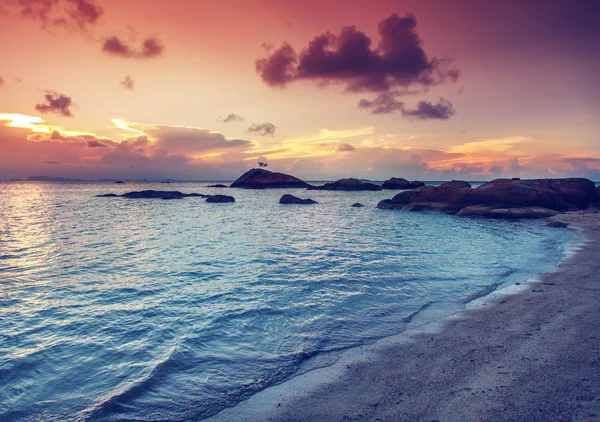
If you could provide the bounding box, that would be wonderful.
[381,177,425,190]
[230,168,311,189]
[378,178,597,219]
[308,178,382,191]
[279,194,318,204]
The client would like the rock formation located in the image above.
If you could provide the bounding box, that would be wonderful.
[279,194,318,204]
[308,178,382,191]
[206,195,235,203]
[230,168,311,189]
[381,177,425,190]
[378,178,597,219]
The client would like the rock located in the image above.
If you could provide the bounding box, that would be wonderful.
[544,220,569,228]
[279,194,318,204]
[115,181,123,184]
[207,184,228,188]
[230,168,311,189]
[379,181,472,214]
[308,178,382,191]
[122,190,185,199]
[381,177,425,189]
[464,178,596,211]
[206,195,235,203]
[456,205,559,219]
[377,178,596,219]
[351,203,365,207]
[98,190,207,199]
[596,186,600,205]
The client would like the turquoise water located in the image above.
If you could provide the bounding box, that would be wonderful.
[0,182,575,421]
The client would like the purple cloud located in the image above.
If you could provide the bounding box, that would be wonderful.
[102,36,165,59]
[35,92,74,117]
[256,13,459,93]
[359,94,455,120]
[120,75,134,90]
[247,123,276,137]
[337,142,356,152]
[221,113,245,123]
[87,140,107,148]
[18,0,103,31]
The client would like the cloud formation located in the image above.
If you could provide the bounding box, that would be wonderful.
[102,36,165,59]
[16,0,104,32]
[359,95,455,119]
[336,142,356,152]
[120,75,134,90]
[87,140,107,148]
[0,76,4,87]
[35,92,74,117]
[221,113,245,123]
[256,13,458,93]
[247,122,276,137]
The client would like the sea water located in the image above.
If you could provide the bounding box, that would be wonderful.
[0,182,575,421]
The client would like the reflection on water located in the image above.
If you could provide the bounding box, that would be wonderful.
[0,182,574,421]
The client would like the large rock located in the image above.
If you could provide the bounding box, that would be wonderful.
[351,203,365,207]
[308,178,382,191]
[377,178,597,219]
[463,178,596,211]
[279,194,318,204]
[381,177,425,190]
[230,168,311,189]
[380,181,472,214]
[206,194,235,203]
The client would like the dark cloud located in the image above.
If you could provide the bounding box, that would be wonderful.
[402,98,455,120]
[120,75,134,90]
[256,13,459,93]
[222,113,245,123]
[35,92,74,117]
[102,36,165,59]
[247,123,276,137]
[38,160,62,164]
[337,142,356,152]
[17,0,103,31]
[359,95,455,120]
[87,140,107,148]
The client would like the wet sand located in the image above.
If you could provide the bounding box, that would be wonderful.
[210,211,600,422]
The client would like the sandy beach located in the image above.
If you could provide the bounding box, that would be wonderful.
[210,211,600,422]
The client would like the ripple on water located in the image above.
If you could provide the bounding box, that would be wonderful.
[0,182,576,421]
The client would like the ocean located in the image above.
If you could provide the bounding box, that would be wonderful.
[0,181,576,421]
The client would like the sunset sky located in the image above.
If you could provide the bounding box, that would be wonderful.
[0,0,598,181]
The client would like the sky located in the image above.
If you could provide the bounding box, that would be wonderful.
[0,0,599,181]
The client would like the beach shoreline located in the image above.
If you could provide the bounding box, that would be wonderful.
[209,210,600,422]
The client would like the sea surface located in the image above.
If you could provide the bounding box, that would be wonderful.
[0,181,576,421]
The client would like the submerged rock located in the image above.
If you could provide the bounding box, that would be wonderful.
[97,190,207,199]
[207,184,228,188]
[279,194,318,204]
[377,178,597,219]
[381,177,425,190]
[351,203,365,207]
[456,205,559,219]
[308,178,382,191]
[230,168,311,189]
[545,220,569,228]
[122,190,185,199]
[206,194,235,203]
